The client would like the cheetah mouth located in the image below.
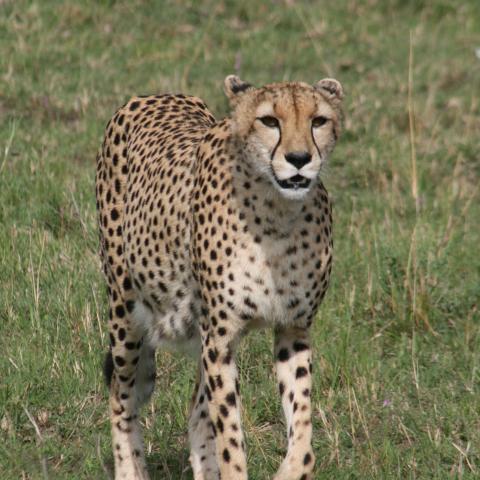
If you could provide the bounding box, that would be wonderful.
[275,174,312,190]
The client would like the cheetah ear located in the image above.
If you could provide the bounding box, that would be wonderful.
[224,75,254,102]
[314,78,344,102]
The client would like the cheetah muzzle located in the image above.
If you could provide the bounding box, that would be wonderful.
[96,74,344,480]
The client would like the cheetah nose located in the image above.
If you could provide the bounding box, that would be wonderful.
[285,151,311,170]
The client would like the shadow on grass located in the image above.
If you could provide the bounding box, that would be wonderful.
[102,448,192,480]
[148,448,192,480]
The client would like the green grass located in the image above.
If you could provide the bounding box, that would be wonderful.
[1,0,479,478]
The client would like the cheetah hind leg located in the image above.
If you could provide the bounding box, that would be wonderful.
[188,363,219,480]
[107,333,156,480]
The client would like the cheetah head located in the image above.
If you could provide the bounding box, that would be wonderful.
[224,75,343,201]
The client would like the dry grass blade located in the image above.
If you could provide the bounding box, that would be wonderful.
[23,406,49,479]
[452,441,476,474]
[1,119,16,174]
[408,30,419,214]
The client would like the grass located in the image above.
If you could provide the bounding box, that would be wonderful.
[1,0,479,478]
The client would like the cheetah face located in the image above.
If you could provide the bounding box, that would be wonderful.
[225,75,343,200]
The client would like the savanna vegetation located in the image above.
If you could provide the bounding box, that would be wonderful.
[1,1,479,478]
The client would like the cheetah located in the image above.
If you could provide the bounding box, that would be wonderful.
[95,75,343,479]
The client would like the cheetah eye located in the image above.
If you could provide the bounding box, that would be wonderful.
[258,116,280,128]
[312,116,329,128]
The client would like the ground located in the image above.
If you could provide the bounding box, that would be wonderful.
[0,1,479,479]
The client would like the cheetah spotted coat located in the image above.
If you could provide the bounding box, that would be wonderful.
[96,75,343,479]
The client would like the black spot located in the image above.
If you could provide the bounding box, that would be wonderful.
[304,452,312,465]
[129,101,140,111]
[293,342,309,352]
[223,348,233,364]
[296,366,308,378]
[103,349,114,387]
[277,348,290,362]
[123,277,132,290]
[115,305,126,318]
[226,392,236,406]
[220,404,229,417]
[208,348,218,363]
[222,448,231,463]
[230,80,252,94]
[244,297,257,310]
[115,355,126,367]
[205,385,212,401]
[118,328,126,341]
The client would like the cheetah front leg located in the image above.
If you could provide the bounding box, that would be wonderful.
[200,324,248,480]
[273,327,315,480]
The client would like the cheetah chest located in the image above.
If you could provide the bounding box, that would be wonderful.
[219,226,332,328]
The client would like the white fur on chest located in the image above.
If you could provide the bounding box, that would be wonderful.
[228,236,313,327]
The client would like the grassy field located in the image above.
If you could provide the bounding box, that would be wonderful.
[1,1,479,478]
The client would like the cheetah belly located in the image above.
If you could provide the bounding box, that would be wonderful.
[131,291,201,356]
[123,232,202,353]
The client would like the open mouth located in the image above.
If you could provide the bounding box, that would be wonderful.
[275,174,312,190]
